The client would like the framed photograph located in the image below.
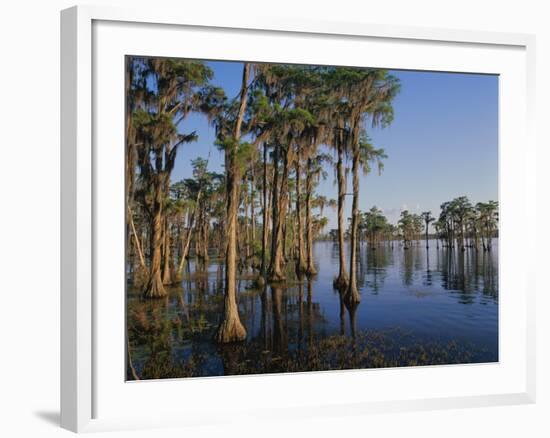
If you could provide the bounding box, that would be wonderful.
[61,5,536,433]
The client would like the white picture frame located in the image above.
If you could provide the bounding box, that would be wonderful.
[60,4,536,433]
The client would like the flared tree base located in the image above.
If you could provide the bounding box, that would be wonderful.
[306,265,317,277]
[215,316,247,343]
[345,284,361,305]
[268,270,286,283]
[162,272,175,287]
[143,282,167,299]
[333,274,349,290]
[295,261,307,278]
[254,274,266,288]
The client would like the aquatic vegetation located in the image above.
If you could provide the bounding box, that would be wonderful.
[128,322,486,380]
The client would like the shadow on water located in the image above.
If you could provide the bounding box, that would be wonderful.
[127,240,498,379]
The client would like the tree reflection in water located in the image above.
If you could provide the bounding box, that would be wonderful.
[127,241,498,380]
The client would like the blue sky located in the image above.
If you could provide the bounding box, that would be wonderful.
[170,61,498,230]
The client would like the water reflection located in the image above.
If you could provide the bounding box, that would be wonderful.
[363,243,391,294]
[127,240,498,379]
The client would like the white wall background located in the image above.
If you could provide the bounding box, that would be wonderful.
[0,1,546,437]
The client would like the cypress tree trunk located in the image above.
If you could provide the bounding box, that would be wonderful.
[282,191,289,263]
[268,146,288,282]
[269,147,288,282]
[268,144,280,280]
[250,165,256,269]
[346,145,360,304]
[202,215,209,267]
[244,176,250,265]
[305,157,317,276]
[162,218,173,285]
[294,159,307,276]
[215,63,250,343]
[176,211,194,279]
[258,143,269,285]
[195,210,204,270]
[128,208,146,271]
[143,185,166,298]
[334,138,349,290]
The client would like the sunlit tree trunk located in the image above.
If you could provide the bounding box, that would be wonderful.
[269,146,289,282]
[305,157,317,277]
[128,207,146,271]
[294,159,307,276]
[268,143,281,279]
[258,143,269,285]
[143,180,166,298]
[250,165,256,269]
[280,152,290,262]
[243,176,250,265]
[202,215,209,267]
[162,218,173,285]
[289,207,296,261]
[176,211,194,279]
[215,63,250,343]
[195,210,204,270]
[268,146,286,281]
[334,137,349,289]
[346,139,361,304]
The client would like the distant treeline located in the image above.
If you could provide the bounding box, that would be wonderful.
[320,197,498,252]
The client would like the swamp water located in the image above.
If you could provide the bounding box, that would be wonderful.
[127,240,498,380]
